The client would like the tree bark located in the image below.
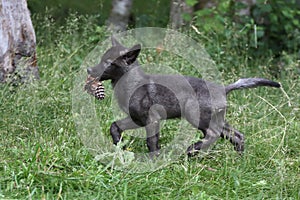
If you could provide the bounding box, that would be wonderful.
[169,0,193,29]
[0,0,38,83]
[107,0,133,32]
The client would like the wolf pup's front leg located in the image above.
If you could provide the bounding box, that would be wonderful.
[110,117,141,146]
[145,121,161,158]
[110,122,122,145]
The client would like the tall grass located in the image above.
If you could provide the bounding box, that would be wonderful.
[0,13,299,199]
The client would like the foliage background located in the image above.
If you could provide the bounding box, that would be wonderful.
[27,0,300,61]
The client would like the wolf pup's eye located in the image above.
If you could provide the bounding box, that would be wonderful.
[104,59,112,68]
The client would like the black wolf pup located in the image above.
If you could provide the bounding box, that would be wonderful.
[87,37,280,157]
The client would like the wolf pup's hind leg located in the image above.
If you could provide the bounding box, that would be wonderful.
[187,128,219,157]
[221,123,245,153]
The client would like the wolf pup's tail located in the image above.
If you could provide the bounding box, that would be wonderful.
[225,78,281,95]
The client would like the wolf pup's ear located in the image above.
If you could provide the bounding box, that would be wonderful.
[111,36,122,46]
[122,44,141,65]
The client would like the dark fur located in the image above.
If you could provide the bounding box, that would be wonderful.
[87,37,280,157]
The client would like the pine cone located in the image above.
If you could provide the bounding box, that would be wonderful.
[84,75,105,100]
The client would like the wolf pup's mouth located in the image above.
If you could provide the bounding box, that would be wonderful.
[84,75,105,100]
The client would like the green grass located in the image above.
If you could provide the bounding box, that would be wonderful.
[0,14,299,199]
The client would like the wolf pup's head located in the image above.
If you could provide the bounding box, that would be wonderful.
[87,36,141,82]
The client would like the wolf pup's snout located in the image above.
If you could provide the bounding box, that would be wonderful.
[87,68,92,75]
[87,66,101,78]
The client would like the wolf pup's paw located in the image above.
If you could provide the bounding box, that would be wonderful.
[84,75,105,100]
[149,150,160,160]
[234,140,245,155]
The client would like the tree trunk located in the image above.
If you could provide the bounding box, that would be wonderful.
[169,0,193,29]
[107,0,133,32]
[0,0,38,83]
